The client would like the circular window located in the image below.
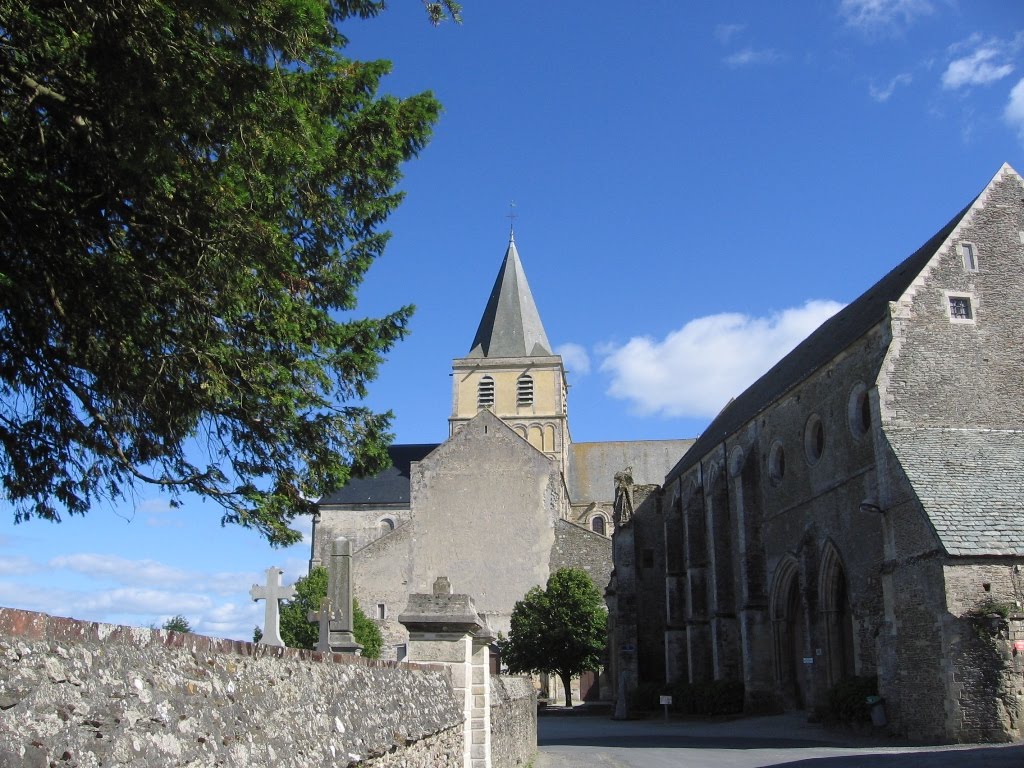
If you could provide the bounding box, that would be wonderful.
[804,414,825,464]
[848,383,871,438]
[728,445,745,478]
[768,440,786,485]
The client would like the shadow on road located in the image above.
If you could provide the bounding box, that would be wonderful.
[775,744,1024,767]
[537,710,1024,768]
[539,733,842,750]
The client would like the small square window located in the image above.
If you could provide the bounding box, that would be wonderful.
[960,243,978,272]
[949,296,973,320]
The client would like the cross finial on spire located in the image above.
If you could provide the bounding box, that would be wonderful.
[506,201,517,241]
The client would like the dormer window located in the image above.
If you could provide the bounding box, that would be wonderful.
[517,374,534,406]
[960,242,978,272]
[478,376,495,409]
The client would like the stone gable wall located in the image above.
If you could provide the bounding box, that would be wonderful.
[881,167,1024,429]
[0,608,465,767]
[408,412,561,635]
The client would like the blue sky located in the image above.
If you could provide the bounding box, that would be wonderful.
[2,0,1023,640]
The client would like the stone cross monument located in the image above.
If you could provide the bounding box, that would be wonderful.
[250,566,296,647]
[307,598,332,653]
[327,537,362,654]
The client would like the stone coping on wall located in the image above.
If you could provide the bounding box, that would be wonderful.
[0,607,447,674]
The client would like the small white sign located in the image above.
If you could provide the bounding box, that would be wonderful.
[659,695,673,705]
[802,657,814,664]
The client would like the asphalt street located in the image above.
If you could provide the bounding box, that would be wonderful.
[535,710,1024,768]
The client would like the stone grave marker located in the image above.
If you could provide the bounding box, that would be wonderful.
[250,566,296,647]
[307,598,332,653]
[327,537,362,653]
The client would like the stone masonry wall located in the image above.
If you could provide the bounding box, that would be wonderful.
[942,563,1024,742]
[488,676,536,768]
[0,608,464,768]
[550,519,613,592]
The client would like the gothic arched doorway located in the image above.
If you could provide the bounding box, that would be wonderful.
[771,556,808,709]
[819,542,856,686]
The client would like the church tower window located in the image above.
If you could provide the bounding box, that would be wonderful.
[478,376,495,409]
[591,515,606,536]
[517,374,534,406]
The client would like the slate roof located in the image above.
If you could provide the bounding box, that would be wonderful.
[666,198,975,483]
[886,428,1024,556]
[318,443,439,506]
[569,440,695,504]
[467,234,553,358]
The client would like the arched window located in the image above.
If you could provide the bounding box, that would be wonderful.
[378,518,395,536]
[591,516,606,536]
[478,376,494,409]
[517,374,534,406]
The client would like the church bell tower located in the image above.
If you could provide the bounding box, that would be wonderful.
[449,233,570,474]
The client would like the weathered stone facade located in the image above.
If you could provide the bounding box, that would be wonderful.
[610,164,1024,742]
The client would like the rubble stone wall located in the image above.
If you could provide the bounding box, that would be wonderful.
[488,676,536,768]
[0,607,465,767]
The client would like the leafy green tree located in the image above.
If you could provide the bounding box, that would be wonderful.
[272,566,382,658]
[162,615,192,633]
[502,568,607,708]
[0,0,457,546]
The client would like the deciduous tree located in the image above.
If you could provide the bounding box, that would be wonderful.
[270,565,382,658]
[161,615,192,633]
[501,568,607,707]
[0,0,457,545]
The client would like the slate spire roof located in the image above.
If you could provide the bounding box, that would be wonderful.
[467,233,553,358]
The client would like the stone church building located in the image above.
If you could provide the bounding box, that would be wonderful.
[608,164,1024,742]
[311,233,688,663]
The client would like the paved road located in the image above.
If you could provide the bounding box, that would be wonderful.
[536,710,1024,768]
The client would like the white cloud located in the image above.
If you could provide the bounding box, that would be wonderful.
[839,0,933,32]
[50,553,189,584]
[199,602,261,637]
[1005,78,1024,140]
[724,48,781,68]
[136,498,175,514]
[289,513,315,544]
[0,555,39,576]
[715,24,746,45]
[555,342,591,376]
[599,300,845,419]
[78,587,214,615]
[869,72,913,102]
[943,43,1015,89]
[48,552,258,596]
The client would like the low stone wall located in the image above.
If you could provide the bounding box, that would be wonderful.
[489,675,536,768]
[0,608,463,767]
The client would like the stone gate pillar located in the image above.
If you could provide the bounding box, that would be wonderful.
[399,576,495,768]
